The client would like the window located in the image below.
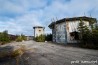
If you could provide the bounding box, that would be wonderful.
[70,31,79,40]
[39,30,41,32]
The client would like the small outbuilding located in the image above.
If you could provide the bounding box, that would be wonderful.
[33,26,45,37]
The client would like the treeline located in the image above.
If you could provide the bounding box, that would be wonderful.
[34,34,52,42]
[0,30,27,45]
[78,19,98,49]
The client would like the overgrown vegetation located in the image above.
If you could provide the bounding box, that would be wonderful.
[34,34,45,42]
[16,35,23,42]
[16,34,27,42]
[34,34,52,42]
[21,34,27,41]
[0,30,27,44]
[11,45,25,57]
[78,19,98,49]
[0,45,26,59]
[45,34,52,41]
[0,30,10,45]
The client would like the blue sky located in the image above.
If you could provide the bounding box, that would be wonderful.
[0,0,98,36]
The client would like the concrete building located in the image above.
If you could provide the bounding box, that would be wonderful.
[48,16,97,44]
[33,26,45,37]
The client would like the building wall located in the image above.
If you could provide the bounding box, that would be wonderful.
[66,20,89,43]
[52,20,90,44]
[52,29,56,42]
[34,28,44,37]
[53,22,67,44]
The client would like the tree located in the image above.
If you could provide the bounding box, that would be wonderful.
[78,19,89,39]
[78,19,98,49]
[0,30,10,44]
[45,34,52,41]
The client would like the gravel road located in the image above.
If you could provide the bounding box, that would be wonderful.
[0,40,98,65]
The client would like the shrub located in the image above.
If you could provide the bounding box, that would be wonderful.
[35,34,45,42]
[16,36,23,42]
[11,49,23,57]
[0,45,25,58]
[16,34,27,42]
[0,30,10,44]
[21,34,27,41]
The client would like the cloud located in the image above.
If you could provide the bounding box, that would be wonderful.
[0,0,24,18]
[0,0,98,35]
[0,11,43,35]
[0,0,48,18]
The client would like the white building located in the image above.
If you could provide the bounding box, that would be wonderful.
[33,26,45,37]
[49,16,97,44]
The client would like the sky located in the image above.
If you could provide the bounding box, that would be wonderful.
[0,0,98,36]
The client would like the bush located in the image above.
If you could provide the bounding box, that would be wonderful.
[0,30,10,44]
[16,36,23,42]
[0,45,25,58]
[21,34,27,41]
[35,34,45,42]
[11,49,23,57]
[11,45,25,65]
[16,34,27,42]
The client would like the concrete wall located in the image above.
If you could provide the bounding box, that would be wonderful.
[52,20,90,44]
[53,22,67,44]
[34,28,44,37]
[66,20,89,43]
[52,29,56,42]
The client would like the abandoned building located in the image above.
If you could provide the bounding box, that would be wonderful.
[48,16,97,44]
[33,26,45,37]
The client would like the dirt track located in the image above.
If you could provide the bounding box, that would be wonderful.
[0,40,98,65]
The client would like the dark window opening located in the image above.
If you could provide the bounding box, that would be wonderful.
[39,30,41,32]
[70,31,79,40]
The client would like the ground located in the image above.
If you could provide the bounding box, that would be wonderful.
[0,40,98,65]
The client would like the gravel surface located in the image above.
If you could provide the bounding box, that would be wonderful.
[0,40,98,65]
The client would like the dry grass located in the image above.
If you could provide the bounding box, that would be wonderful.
[0,45,26,58]
[11,49,23,57]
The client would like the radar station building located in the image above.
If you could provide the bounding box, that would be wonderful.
[33,26,45,37]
